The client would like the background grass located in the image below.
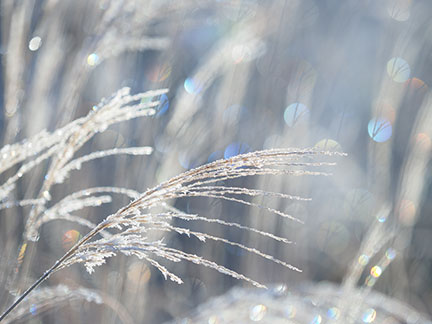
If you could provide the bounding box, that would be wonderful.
[1,0,432,323]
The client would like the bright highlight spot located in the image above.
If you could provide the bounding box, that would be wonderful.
[62,230,81,250]
[387,57,410,82]
[370,265,383,278]
[358,254,370,266]
[208,316,219,324]
[29,36,42,51]
[315,139,342,151]
[387,1,411,21]
[310,315,322,324]
[184,78,202,94]
[327,307,340,319]
[368,118,392,142]
[18,243,27,264]
[30,304,37,315]
[224,142,250,159]
[362,308,377,323]
[386,248,397,260]
[250,304,267,321]
[284,103,309,127]
[87,53,100,66]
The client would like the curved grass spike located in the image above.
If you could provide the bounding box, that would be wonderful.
[8,87,166,297]
[0,148,344,322]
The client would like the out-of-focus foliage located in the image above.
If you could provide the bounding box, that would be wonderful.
[1,0,432,323]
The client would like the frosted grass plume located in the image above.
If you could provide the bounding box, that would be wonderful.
[0,148,344,321]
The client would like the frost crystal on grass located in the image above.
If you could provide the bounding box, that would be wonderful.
[54,149,343,288]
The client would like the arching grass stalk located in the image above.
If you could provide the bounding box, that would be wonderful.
[0,148,344,322]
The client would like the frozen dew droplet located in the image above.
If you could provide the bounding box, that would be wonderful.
[249,304,267,321]
[29,36,42,51]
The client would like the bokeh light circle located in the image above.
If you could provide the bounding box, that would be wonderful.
[398,199,416,226]
[368,118,392,142]
[87,53,100,66]
[358,254,370,266]
[29,36,42,51]
[184,78,202,94]
[285,305,296,318]
[315,139,342,151]
[148,63,172,83]
[387,57,410,83]
[327,307,340,319]
[310,315,322,324]
[224,142,250,159]
[386,248,397,260]
[62,230,81,250]
[370,265,383,278]
[284,103,309,127]
[249,304,267,321]
[362,308,377,323]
